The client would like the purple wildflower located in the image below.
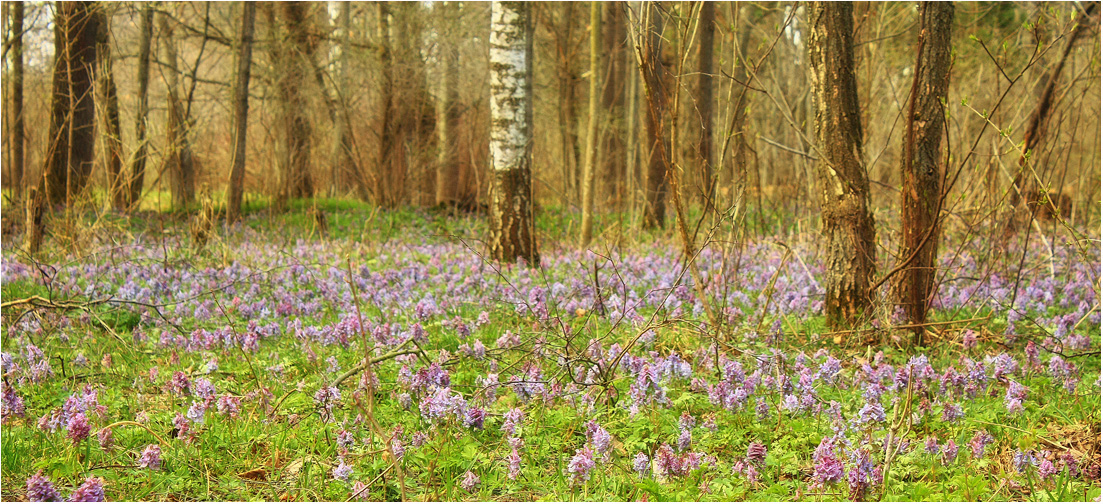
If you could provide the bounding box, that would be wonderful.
[501,408,524,436]
[463,406,486,430]
[567,447,596,486]
[1013,449,1038,474]
[1004,380,1028,414]
[1038,457,1058,481]
[461,470,480,492]
[677,428,692,453]
[586,420,612,459]
[755,397,770,420]
[924,437,940,455]
[942,440,958,464]
[746,442,767,465]
[336,430,355,451]
[217,395,241,418]
[97,427,113,451]
[2,384,26,420]
[67,413,91,444]
[941,403,964,423]
[333,460,353,481]
[859,402,886,424]
[168,371,191,395]
[506,449,522,480]
[68,477,105,502]
[969,431,993,459]
[26,471,60,502]
[138,444,162,470]
[633,452,650,478]
[813,437,844,485]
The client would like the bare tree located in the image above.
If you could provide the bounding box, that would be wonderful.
[436,1,461,206]
[809,1,877,329]
[159,8,195,209]
[95,4,123,210]
[1010,3,1098,222]
[277,1,316,202]
[126,4,153,210]
[635,1,670,229]
[7,1,24,202]
[600,1,626,209]
[226,1,255,223]
[580,1,601,247]
[895,2,953,344]
[42,1,100,207]
[696,0,716,213]
[376,2,395,207]
[488,1,538,264]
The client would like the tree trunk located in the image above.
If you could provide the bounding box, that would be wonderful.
[1010,3,1097,221]
[809,1,877,329]
[126,4,152,209]
[43,1,99,207]
[278,1,315,202]
[159,11,195,209]
[95,5,124,210]
[896,2,953,344]
[489,1,538,265]
[226,1,255,223]
[332,1,366,200]
[377,2,395,207]
[8,1,24,202]
[553,3,581,207]
[638,1,669,229]
[696,0,716,213]
[580,1,601,247]
[436,1,462,206]
[600,1,626,210]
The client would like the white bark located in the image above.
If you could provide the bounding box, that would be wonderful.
[489,2,529,173]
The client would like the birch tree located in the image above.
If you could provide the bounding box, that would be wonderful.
[488,1,538,264]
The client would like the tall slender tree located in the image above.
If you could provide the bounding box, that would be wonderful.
[42,1,100,207]
[436,1,462,206]
[159,9,195,209]
[696,0,716,213]
[8,2,25,201]
[226,2,255,223]
[126,4,153,209]
[95,4,124,209]
[377,2,396,207]
[896,2,953,344]
[809,1,877,329]
[488,1,538,264]
[600,1,626,208]
[580,1,601,247]
[637,1,669,229]
[278,1,315,202]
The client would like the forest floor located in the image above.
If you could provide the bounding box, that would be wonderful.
[1,199,1100,501]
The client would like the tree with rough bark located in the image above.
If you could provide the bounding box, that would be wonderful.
[227,2,255,223]
[635,1,670,229]
[279,1,316,202]
[895,2,953,344]
[488,1,538,265]
[600,1,626,209]
[126,4,153,209]
[42,1,100,207]
[159,9,195,209]
[95,4,123,210]
[436,1,462,207]
[7,1,25,202]
[580,1,601,248]
[808,1,877,329]
[696,0,716,213]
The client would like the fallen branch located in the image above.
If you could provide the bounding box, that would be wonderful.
[329,347,423,389]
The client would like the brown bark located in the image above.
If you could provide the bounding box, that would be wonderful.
[227,2,255,223]
[600,1,626,209]
[809,1,877,329]
[43,1,100,207]
[640,2,669,229]
[553,2,581,206]
[331,2,366,201]
[9,1,24,201]
[126,4,152,209]
[696,0,716,213]
[278,1,315,202]
[488,1,539,265]
[377,2,395,207]
[95,6,124,210]
[897,2,953,344]
[1011,3,1097,220]
[436,1,462,206]
[159,11,195,209]
[580,0,601,248]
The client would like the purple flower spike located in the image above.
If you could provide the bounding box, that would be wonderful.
[68,477,105,502]
[138,444,162,470]
[746,442,767,465]
[460,470,480,492]
[26,471,60,502]
[566,447,596,486]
